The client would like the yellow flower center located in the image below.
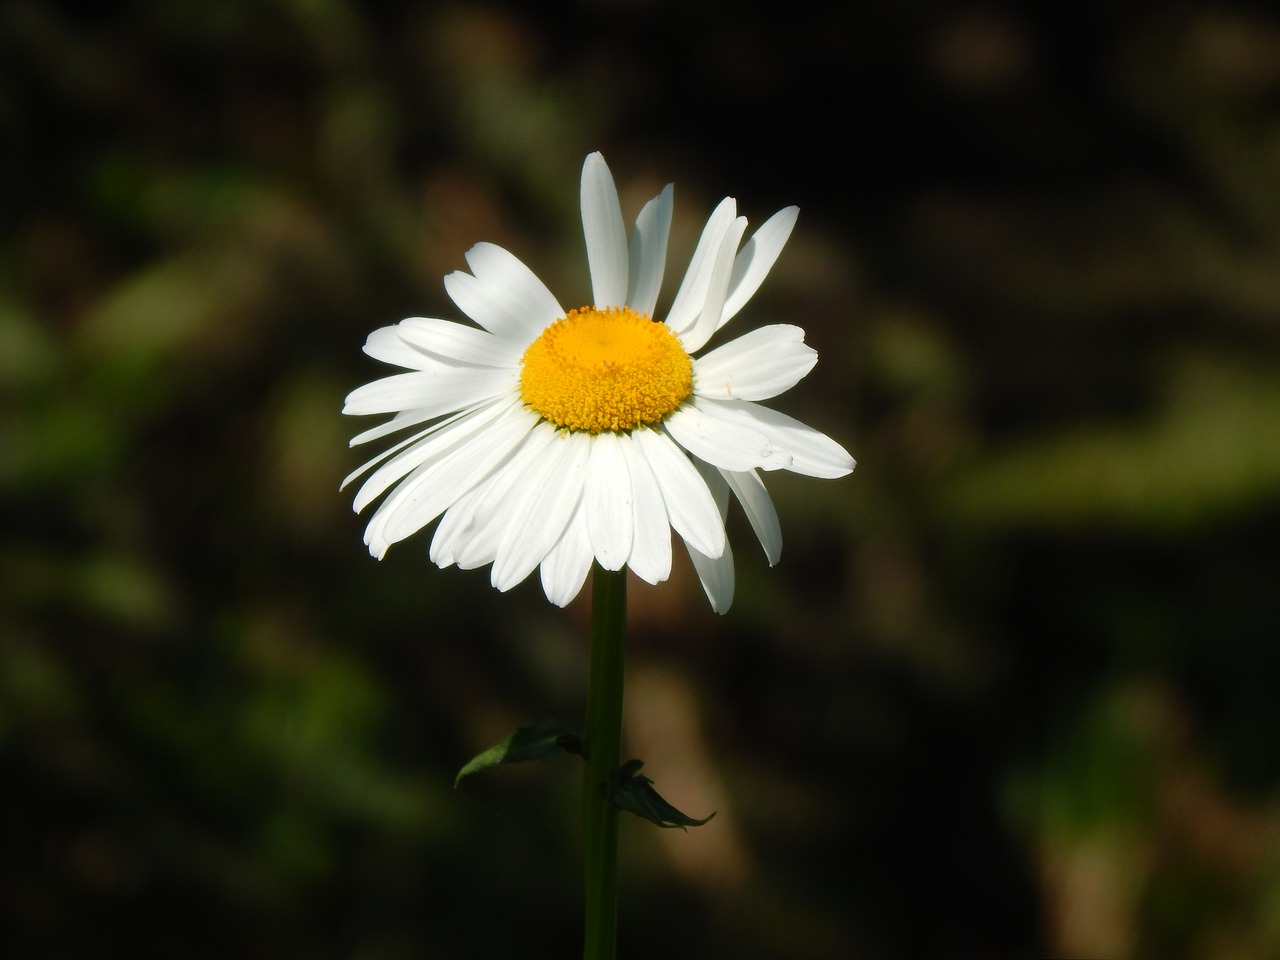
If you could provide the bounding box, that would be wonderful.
[520,306,693,434]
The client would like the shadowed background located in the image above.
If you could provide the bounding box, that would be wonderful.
[4,1,1280,957]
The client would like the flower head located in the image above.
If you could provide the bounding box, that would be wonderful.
[342,153,854,612]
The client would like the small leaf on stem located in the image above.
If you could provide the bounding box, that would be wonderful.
[602,759,715,829]
[455,718,584,786]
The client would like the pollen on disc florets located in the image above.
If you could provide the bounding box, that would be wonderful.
[520,306,693,434]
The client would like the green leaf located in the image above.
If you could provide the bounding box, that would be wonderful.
[454,718,583,787]
[602,759,715,829]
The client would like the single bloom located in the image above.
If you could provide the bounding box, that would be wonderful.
[342,153,854,612]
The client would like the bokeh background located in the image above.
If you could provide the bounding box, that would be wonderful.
[4,1,1280,957]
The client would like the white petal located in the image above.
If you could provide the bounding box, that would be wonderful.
[581,152,629,308]
[687,540,735,614]
[693,456,731,521]
[396,317,523,367]
[540,503,594,607]
[677,214,748,354]
[444,242,563,341]
[692,324,817,401]
[491,431,591,591]
[721,206,799,325]
[626,183,673,317]
[344,426,424,491]
[362,326,435,370]
[427,477,490,569]
[348,405,462,448]
[687,398,855,478]
[342,367,516,417]
[618,432,671,585]
[664,197,738,338]
[453,427,568,574]
[433,424,558,569]
[663,397,793,472]
[583,431,633,571]
[362,317,519,373]
[361,404,538,556]
[344,407,469,482]
[632,427,726,559]
[351,400,519,513]
[686,460,734,613]
[722,468,782,565]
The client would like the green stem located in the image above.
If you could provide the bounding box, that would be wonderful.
[582,563,627,960]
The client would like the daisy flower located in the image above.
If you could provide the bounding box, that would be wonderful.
[342,153,854,612]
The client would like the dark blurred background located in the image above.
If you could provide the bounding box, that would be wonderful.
[4,1,1280,957]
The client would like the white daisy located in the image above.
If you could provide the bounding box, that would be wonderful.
[342,152,854,612]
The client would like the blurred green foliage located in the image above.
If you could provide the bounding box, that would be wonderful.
[3,1,1280,957]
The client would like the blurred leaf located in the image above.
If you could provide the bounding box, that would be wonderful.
[941,354,1280,532]
[455,718,583,787]
[0,295,61,390]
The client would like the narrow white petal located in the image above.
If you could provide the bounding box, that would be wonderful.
[583,431,633,571]
[342,368,517,417]
[692,324,817,401]
[427,477,490,569]
[686,460,734,613]
[344,428,423,491]
[361,404,538,556]
[581,153,629,307]
[352,400,522,513]
[664,197,737,337]
[693,456,731,521]
[722,468,782,565]
[663,398,793,472]
[626,183,673,317]
[687,541,735,614]
[396,317,524,367]
[444,242,564,341]
[348,404,468,448]
[540,504,594,607]
[433,424,558,569]
[632,427,726,559]
[677,215,748,354]
[688,398,856,478]
[720,206,799,325]
[453,426,566,573]
[618,432,671,585]
[491,431,591,591]
[344,407,470,484]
